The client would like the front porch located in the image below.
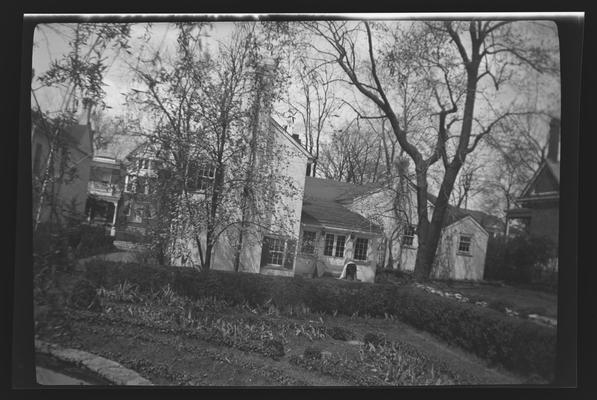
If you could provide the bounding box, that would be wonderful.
[84,195,120,236]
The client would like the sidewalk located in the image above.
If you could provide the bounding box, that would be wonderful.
[36,366,91,385]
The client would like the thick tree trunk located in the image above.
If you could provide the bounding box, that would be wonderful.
[412,67,479,281]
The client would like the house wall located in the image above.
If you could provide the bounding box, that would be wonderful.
[32,126,92,224]
[431,217,489,281]
[350,185,426,271]
[528,201,559,247]
[294,226,381,283]
[204,119,309,275]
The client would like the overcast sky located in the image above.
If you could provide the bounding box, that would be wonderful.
[30,18,561,211]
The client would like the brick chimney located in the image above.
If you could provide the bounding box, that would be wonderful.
[547,118,560,162]
[291,133,301,145]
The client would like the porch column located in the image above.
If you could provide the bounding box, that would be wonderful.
[110,201,118,236]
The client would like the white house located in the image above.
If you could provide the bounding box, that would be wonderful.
[349,179,494,281]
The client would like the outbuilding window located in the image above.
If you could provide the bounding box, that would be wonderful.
[322,234,346,257]
[335,235,346,257]
[458,234,472,254]
[354,238,369,261]
[402,225,416,247]
[323,234,335,256]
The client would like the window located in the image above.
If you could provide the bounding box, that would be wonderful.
[188,161,216,192]
[125,176,135,193]
[267,237,285,265]
[354,238,369,261]
[301,231,316,254]
[138,158,150,170]
[458,234,472,254]
[402,225,416,247]
[323,234,335,256]
[33,143,43,175]
[335,235,346,257]
[133,207,144,223]
[262,236,296,270]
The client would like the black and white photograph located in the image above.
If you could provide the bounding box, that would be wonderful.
[15,12,582,388]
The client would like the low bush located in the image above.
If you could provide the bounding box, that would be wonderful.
[485,235,556,285]
[83,260,557,381]
[326,326,354,341]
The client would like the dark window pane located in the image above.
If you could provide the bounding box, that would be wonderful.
[354,238,368,261]
[324,234,334,256]
[335,235,346,257]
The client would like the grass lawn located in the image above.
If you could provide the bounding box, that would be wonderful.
[34,270,534,386]
[426,280,558,318]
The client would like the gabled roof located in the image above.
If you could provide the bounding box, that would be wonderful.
[519,159,560,200]
[407,179,501,232]
[442,206,503,232]
[301,199,384,235]
[545,159,560,184]
[269,117,315,161]
[304,176,500,234]
[302,177,383,234]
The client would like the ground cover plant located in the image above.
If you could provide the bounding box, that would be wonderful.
[36,270,487,385]
[78,260,556,381]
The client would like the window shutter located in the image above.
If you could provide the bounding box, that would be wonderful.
[260,237,271,267]
[284,239,297,270]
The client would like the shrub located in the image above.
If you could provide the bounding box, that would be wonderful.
[485,235,556,285]
[303,346,322,360]
[69,224,115,258]
[263,339,285,360]
[363,332,386,347]
[326,326,354,341]
[83,260,557,380]
[69,278,101,311]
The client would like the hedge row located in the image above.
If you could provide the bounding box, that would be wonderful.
[83,261,556,381]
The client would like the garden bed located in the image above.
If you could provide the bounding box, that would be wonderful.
[77,261,557,381]
[34,268,532,386]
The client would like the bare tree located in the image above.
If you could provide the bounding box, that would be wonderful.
[32,23,131,231]
[301,20,558,280]
[285,60,342,177]
[127,23,298,271]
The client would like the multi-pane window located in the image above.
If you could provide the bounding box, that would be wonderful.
[301,231,317,254]
[458,234,472,254]
[138,158,150,170]
[335,235,346,257]
[268,237,285,265]
[323,234,335,256]
[402,225,416,247]
[189,161,216,192]
[354,238,369,261]
[263,236,295,270]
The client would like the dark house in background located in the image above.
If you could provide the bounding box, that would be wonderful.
[506,115,560,282]
[506,118,560,255]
